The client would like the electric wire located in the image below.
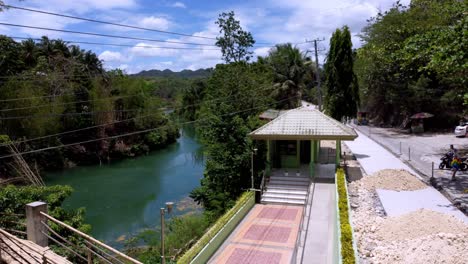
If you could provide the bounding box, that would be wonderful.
[1,4,217,41]
[0,94,143,112]
[0,22,218,47]
[0,95,301,159]
[1,4,303,46]
[0,85,277,146]
[8,36,220,50]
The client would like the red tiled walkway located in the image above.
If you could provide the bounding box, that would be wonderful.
[209,204,303,264]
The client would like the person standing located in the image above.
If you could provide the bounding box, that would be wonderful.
[451,155,460,181]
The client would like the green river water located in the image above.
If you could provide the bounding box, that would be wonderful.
[45,126,204,248]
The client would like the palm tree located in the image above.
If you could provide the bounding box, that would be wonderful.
[20,38,38,68]
[265,43,307,109]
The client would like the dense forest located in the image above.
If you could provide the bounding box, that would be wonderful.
[355,0,467,127]
[0,36,179,181]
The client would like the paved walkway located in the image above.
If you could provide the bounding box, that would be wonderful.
[209,204,303,264]
[345,129,417,176]
[345,130,468,222]
[351,124,468,213]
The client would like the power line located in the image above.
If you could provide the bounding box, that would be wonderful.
[0,95,301,159]
[0,22,218,47]
[1,4,218,41]
[0,4,302,46]
[0,86,278,147]
[0,90,90,102]
[0,94,143,112]
[9,36,220,51]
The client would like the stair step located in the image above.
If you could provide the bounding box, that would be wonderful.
[264,189,308,195]
[267,184,309,191]
[262,192,306,200]
[269,176,310,182]
[261,197,306,205]
[268,180,310,186]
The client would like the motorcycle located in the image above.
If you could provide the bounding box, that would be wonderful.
[439,153,468,171]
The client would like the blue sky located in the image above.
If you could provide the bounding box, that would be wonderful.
[0,0,410,73]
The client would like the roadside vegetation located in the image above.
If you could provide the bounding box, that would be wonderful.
[336,169,356,264]
[355,0,467,127]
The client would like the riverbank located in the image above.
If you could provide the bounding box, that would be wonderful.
[45,126,205,248]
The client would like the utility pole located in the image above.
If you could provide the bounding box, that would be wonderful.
[306,38,324,111]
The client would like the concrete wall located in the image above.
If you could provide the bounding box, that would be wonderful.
[187,193,255,264]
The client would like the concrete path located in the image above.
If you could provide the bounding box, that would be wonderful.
[345,130,467,222]
[295,164,337,264]
[301,183,336,264]
[209,204,303,264]
[345,130,416,176]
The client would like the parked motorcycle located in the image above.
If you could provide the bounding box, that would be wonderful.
[439,154,468,171]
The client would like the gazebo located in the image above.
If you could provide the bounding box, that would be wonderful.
[250,106,358,178]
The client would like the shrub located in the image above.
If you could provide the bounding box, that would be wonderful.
[177,191,254,263]
[336,168,356,264]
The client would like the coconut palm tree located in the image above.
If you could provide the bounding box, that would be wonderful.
[265,43,307,109]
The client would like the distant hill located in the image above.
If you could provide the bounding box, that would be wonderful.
[133,68,213,78]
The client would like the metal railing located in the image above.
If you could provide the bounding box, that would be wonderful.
[291,168,315,264]
[39,212,143,264]
[259,170,268,196]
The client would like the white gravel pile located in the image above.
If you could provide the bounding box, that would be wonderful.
[375,209,468,242]
[352,169,427,191]
[372,233,468,264]
[348,169,468,264]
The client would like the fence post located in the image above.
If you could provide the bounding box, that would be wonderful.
[431,162,434,179]
[408,147,411,161]
[26,201,48,247]
[399,142,402,155]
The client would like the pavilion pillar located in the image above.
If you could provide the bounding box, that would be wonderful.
[336,140,341,167]
[266,140,271,175]
[309,140,315,178]
[296,140,300,168]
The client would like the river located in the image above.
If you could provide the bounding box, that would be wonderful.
[45,126,204,248]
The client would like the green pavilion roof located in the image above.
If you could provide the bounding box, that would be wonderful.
[249,107,358,140]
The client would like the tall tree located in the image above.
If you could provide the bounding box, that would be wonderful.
[264,43,308,109]
[215,11,255,63]
[324,26,359,120]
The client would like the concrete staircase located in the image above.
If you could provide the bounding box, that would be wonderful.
[261,173,311,205]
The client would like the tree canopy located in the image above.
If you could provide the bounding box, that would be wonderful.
[356,0,467,126]
[215,11,255,63]
[324,26,359,120]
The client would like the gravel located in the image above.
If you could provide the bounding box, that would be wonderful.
[348,169,468,264]
[351,169,427,191]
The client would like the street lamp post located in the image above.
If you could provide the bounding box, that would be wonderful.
[160,201,174,264]
[251,148,258,190]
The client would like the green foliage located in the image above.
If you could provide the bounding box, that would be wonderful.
[0,36,180,176]
[0,185,91,261]
[262,43,308,109]
[177,79,207,121]
[336,169,356,264]
[178,192,254,264]
[324,26,360,120]
[127,213,210,264]
[215,11,255,63]
[356,0,467,125]
[190,62,273,218]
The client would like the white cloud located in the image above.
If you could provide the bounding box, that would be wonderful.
[99,51,129,63]
[129,43,180,57]
[254,47,271,58]
[171,2,187,9]
[139,16,171,30]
